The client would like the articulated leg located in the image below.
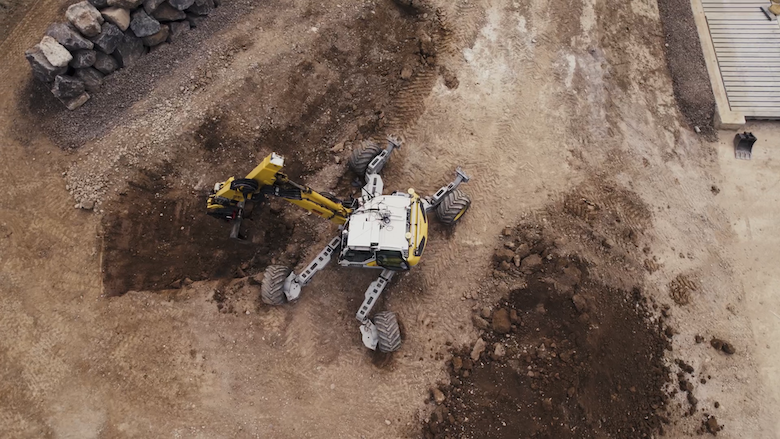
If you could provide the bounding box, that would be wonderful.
[283,236,341,301]
[357,269,395,350]
[423,167,471,212]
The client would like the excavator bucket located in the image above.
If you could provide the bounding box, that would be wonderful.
[734,132,757,160]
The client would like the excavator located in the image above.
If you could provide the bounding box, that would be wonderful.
[206,136,471,352]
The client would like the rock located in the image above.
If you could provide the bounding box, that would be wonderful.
[512,254,522,267]
[52,75,85,100]
[491,308,511,334]
[471,314,489,330]
[90,22,123,53]
[492,343,506,359]
[88,0,110,8]
[93,51,119,74]
[69,49,96,68]
[80,200,96,210]
[431,388,445,405]
[509,309,520,323]
[182,277,194,286]
[687,393,698,406]
[572,294,588,313]
[502,227,513,236]
[710,338,724,351]
[706,416,720,434]
[694,334,704,344]
[515,243,531,259]
[480,307,491,319]
[25,45,67,83]
[66,1,104,37]
[74,67,104,92]
[46,23,94,51]
[101,7,131,31]
[451,356,462,371]
[498,261,511,271]
[143,0,165,13]
[113,30,146,67]
[130,9,161,37]
[541,398,553,411]
[721,342,736,355]
[38,36,73,68]
[141,24,169,46]
[400,66,412,80]
[185,12,205,27]
[186,0,213,15]
[470,338,486,361]
[152,2,186,20]
[520,254,543,271]
[169,0,195,10]
[107,0,143,9]
[167,20,190,42]
[495,248,514,263]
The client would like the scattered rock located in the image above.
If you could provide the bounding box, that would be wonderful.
[90,22,123,53]
[69,49,96,68]
[46,22,95,51]
[695,334,704,344]
[52,75,86,100]
[152,2,186,21]
[88,0,110,8]
[186,0,214,15]
[480,306,491,319]
[431,387,446,405]
[721,342,736,355]
[452,356,462,371]
[113,30,146,67]
[491,342,506,360]
[498,261,511,271]
[130,9,161,37]
[93,51,119,74]
[185,12,205,27]
[66,1,104,37]
[74,67,104,92]
[169,0,195,10]
[471,314,489,330]
[514,243,531,259]
[107,0,143,9]
[101,7,131,31]
[495,248,514,263]
[167,20,190,42]
[25,45,68,83]
[80,200,96,210]
[520,254,543,271]
[509,309,520,323]
[705,415,720,434]
[38,35,73,68]
[141,24,169,46]
[710,338,723,351]
[491,308,511,334]
[142,0,166,13]
[470,338,486,361]
[400,66,413,80]
[676,360,694,374]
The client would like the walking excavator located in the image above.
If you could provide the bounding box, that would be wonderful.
[206,136,471,353]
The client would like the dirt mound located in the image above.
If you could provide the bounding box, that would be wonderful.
[422,226,672,439]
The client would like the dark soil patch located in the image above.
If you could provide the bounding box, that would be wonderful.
[657,0,717,139]
[422,228,672,439]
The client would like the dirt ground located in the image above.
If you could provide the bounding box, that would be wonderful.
[1,0,779,438]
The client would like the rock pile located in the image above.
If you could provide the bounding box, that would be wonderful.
[25,0,218,109]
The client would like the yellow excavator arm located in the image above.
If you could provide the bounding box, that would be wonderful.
[207,153,352,235]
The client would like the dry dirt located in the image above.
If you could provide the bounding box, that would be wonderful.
[1,0,779,438]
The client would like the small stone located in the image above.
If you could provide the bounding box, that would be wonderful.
[167,20,190,42]
[46,22,94,51]
[509,309,520,323]
[169,0,195,10]
[480,307,491,319]
[491,308,511,334]
[38,35,73,68]
[498,261,511,271]
[384,420,391,426]
[66,1,104,37]
[113,30,146,67]
[470,338,486,361]
[502,227,513,236]
[25,45,67,83]
[694,126,701,134]
[69,49,96,68]
[492,342,506,359]
[710,338,724,351]
[494,248,514,263]
[107,0,143,9]
[186,0,214,15]
[331,142,344,153]
[93,51,119,74]
[541,398,553,411]
[152,2,186,21]
[141,24,169,46]
[185,12,204,27]
[52,75,85,100]
[721,342,736,355]
[400,66,412,80]
[695,334,704,344]
[451,356,462,371]
[514,243,531,259]
[90,22,123,53]
[431,388,445,405]
[80,200,95,210]
[130,9,161,37]
[472,314,489,330]
[101,7,131,31]
[143,0,166,13]
[520,254,543,271]
[705,416,719,433]
[687,393,698,406]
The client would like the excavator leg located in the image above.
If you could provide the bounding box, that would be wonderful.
[357,269,402,352]
[260,236,341,305]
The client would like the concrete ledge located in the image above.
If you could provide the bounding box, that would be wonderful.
[689,0,746,130]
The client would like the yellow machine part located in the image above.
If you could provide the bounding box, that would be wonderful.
[405,191,428,267]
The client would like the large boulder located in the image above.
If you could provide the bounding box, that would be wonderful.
[167,20,189,42]
[25,45,67,83]
[151,2,185,21]
[130,10,161,37]
[45,23,94,51]
[168,0,194,11]
[90,22,123,53]
[107,0,143,8]
[93,51,119,74]
[141,24,169,46]
[186,0,213,15]
[143,0,166,13]
[69,49,96,68]
[66,1,104,37]
[38,35,73,68]
[74,67,104,92]
[101,7,130,31]
[52,75,90,110]
[113,30,146,67]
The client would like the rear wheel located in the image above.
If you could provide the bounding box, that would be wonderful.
[348,141,384,176]
[374,311,402,353]
[261,265,291,305]
[436,189,471,225]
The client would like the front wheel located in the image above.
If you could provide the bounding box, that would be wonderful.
[374,311,402,353]
[436,189,471,225]
[348,141,384,176]
[260,265,291,305]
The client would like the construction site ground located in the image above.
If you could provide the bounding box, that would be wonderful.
[1,0,779,438]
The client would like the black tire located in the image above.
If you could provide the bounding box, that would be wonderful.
[348,141,384,176]
[374,311,402,353]
[436,189,471,225]
[261,265,291,305]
